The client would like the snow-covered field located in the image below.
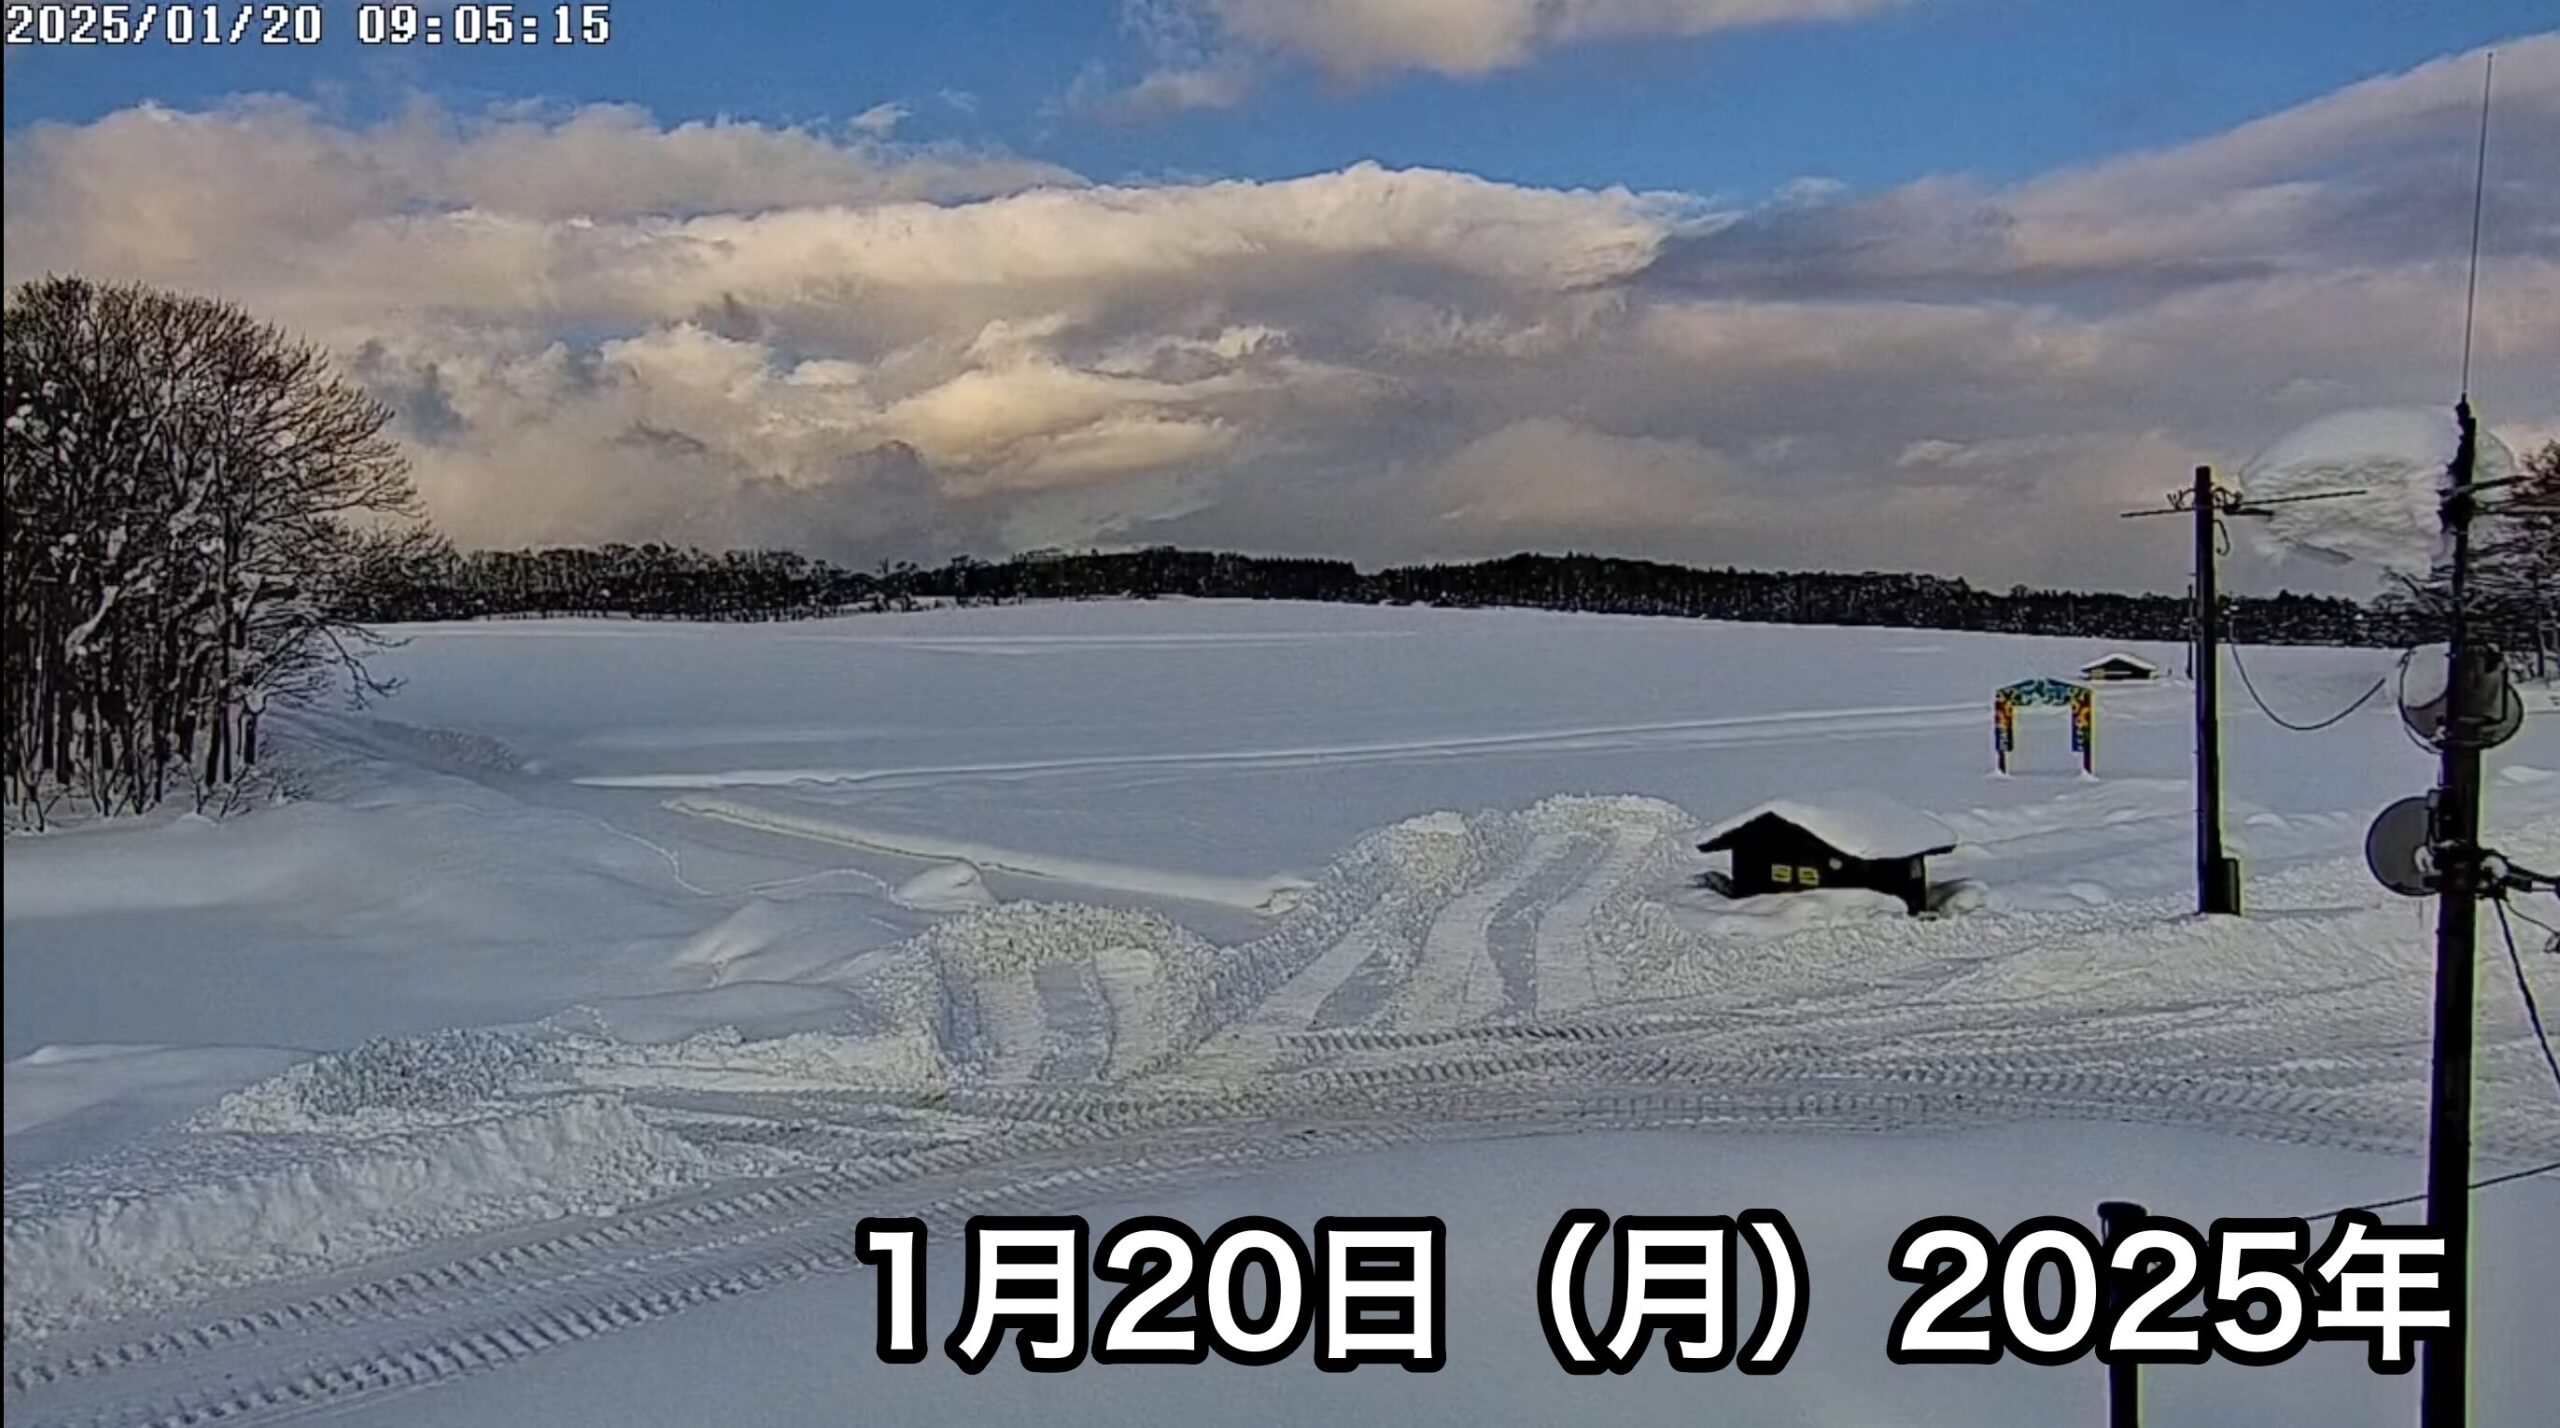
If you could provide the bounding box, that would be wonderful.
[6,600,2558,1426]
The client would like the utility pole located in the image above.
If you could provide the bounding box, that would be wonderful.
[2420,399,2485,1428]
[2122,469,2355,915]
[2190,466,2238,916]
[2368,409,2559,1428]
[2420,54,2502,1426]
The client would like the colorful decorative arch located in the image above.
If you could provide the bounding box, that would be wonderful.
[1994,678,2095,776]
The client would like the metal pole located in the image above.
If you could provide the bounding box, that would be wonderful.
[2098,1199,2144,1428]
[2420,400,2484,1428]
[2193,465,2236,915]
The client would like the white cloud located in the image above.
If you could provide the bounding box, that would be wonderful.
[850,102,911,138]
[1431,418,1758,534]
[1230,0,1903,78]
[6,41,2556,588]
[1105,0,1904,100]
[1081,62,1262,118]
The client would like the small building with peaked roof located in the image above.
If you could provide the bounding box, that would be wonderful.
[2080,652,2163,682]
[1696,790,1957,916]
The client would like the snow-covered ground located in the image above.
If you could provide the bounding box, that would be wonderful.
[6,601,2557,1426]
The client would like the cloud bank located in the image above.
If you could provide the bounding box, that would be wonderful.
[5,37,2555,589]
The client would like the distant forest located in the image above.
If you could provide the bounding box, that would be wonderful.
[345,439,2558,656]
[342,542,2461,651]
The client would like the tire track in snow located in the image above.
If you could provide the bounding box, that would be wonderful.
[1485,834,1606,1018]
[1533,821,1657,1016]
[967,964,1046,1082]
[1088,943,1172,1080]
[1031,962,1106,1083]
[1398,831,1573,1031]
[1186,919,1394,1080]
[13,1054,2535,1428]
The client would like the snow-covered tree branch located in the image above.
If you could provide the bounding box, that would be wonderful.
[4,277,440,825]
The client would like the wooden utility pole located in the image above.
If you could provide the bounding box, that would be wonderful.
[2123,469,2357,918]
[2190,466,2239,915]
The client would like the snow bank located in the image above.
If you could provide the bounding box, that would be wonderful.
[1,813,316,920]
[1668,885,1920,939]
[668,795,1313,913]
[4,1044,305,1138]
[894,859,997,912]
[2240,406,2516,585]
[660,897,881,988]
[4,1093,710,1340]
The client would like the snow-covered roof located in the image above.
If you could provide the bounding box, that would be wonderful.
[2082,652,2161,673]
[1696,790,1958,861]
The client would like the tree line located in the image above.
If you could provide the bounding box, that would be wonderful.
[347,442,2548,666]
[349,540,2473,651]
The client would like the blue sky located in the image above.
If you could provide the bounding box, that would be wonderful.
[7,1,2544,196]
[5,5,2554,589]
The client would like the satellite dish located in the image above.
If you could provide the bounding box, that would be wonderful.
[2397,646,2525,751]
[2365,796,2435,898]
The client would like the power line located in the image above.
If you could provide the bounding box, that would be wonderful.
[2287,892,2560,1228]
[2493,898,2560,1104]
[2394,652,2450,756]
[2299,1158,2560,1225]
[2506,899,2560,943]
[2224,638,2388,732]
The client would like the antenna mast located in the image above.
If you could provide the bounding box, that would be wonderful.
[2420,48,2497,1428]
[2457,52,2493,399]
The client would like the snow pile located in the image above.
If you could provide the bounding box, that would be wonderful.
[2239,407,2516,585]
[200,1029,555,1133]
[558,901,1230,1093]
[894,859,997,912]
[4,1094,711,1340]
[1670,885,1921,939]
[865,899,1225,1084]
[556,1020,952,1096]
[0,1030,718,1339]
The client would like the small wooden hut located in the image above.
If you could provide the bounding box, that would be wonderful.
[1696,790,1958,916]
[2079,652,2163,682]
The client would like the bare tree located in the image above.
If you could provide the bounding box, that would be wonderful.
[5,276,433,825]
[2479,440,2560,678]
